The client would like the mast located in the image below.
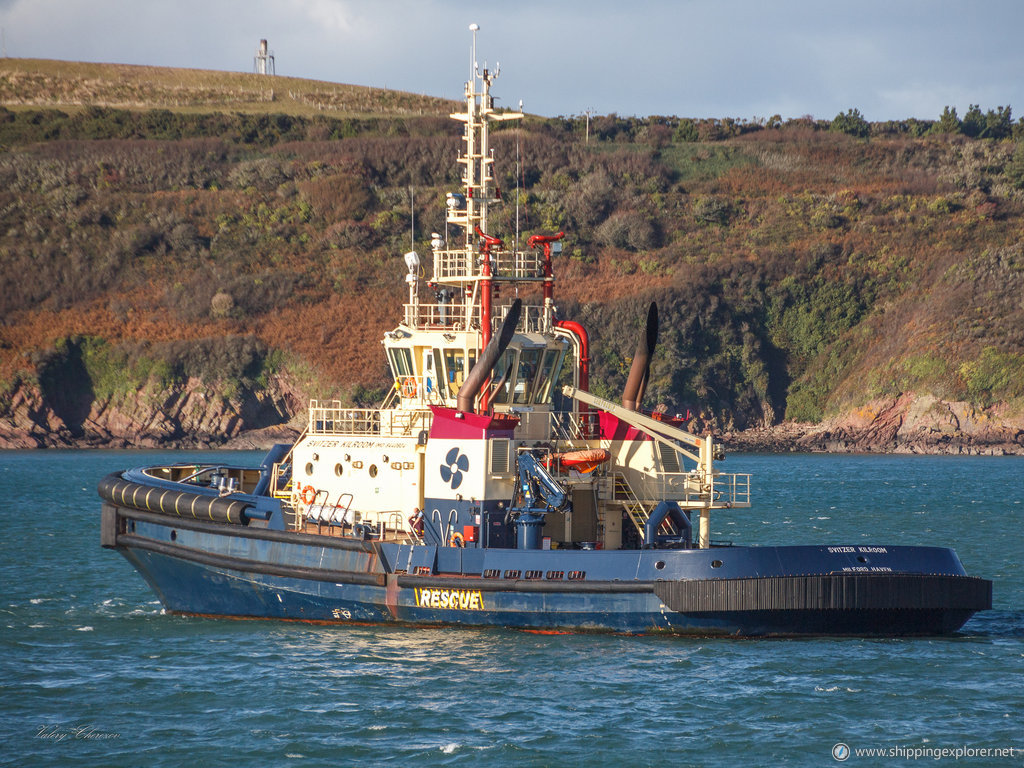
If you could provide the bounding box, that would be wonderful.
[436,25,524,410]
[404,26,569,414]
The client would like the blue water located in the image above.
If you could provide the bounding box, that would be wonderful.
[2,451,1022,767]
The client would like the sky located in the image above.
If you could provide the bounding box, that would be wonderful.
[1,0,1023,122]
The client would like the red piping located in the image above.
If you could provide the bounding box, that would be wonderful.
[555,319,591,432]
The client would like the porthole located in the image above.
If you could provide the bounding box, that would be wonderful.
[711,560,723,568]
[655,561,666,570]
[170,530,177,542]
[334,463,344,477]
[857,555,869,563]
[304,462,314,476]
[369,464,378,478]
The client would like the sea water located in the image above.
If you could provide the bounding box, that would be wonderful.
[1,450,1021,767]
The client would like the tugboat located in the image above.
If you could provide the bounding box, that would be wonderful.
[99,35,991,636]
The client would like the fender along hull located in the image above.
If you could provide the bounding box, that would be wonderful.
[103,504,991,637]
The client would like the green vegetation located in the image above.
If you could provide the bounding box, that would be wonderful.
[2,59,1024,430]
[831,108,870,138]
[35,335,282,403]
[959,348,1024,406]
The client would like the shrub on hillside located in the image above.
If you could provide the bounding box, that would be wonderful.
[830,109,870,138]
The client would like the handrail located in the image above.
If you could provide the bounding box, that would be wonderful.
[431,246,545,282]
[607,471,657,539]
[656,471,751,509]
[271,423,308,518]
[307,401,432,437]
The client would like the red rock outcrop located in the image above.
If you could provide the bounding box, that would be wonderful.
[723,394,1024,455]
[0,374,303,449]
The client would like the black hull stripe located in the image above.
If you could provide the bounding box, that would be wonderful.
[119,534,386,586]
[396,575,653,594]
[109,505,376,553]
[120,532,653,595]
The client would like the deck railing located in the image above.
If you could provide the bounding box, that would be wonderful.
[403,302,477,329]
[307,401,432,437]
[402,301,548,334]
[431,247,545,282]
[647,471,752,509]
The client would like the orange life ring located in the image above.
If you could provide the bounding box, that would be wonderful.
[449,531,465,548]
[400,376,417,398]
[301,485,317,505]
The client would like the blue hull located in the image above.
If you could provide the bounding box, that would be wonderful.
[102,501,991,637]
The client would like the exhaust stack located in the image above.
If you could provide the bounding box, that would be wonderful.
[457,299,522,413]
[622,302,658,411]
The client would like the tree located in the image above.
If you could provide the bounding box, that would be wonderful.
[984,106,1012,139]
[1005,142,1024,190]
[961,104,985,137]
[674,118,698,143]
[934,106,961,134]
[830,108,870,138]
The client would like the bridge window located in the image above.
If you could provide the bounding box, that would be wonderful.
[532,348,565,404]
[387,347,414,379]
[491,349,517,404]
[443,349,466,397]
[513,348,542,404]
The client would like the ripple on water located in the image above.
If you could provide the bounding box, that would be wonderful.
[2,451,1023,767]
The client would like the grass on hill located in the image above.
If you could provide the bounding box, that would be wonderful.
[0,58,457,119]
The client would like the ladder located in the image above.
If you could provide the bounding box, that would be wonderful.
[609,472,652,539]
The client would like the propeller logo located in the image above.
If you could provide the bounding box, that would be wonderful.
[440,447,469,490]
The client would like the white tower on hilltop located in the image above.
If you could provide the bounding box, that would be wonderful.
[254,40,275,75]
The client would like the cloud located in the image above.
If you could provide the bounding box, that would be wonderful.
[292,0,353,34]
[1,0,1022,119]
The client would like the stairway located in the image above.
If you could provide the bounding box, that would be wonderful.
[611,473,655,539]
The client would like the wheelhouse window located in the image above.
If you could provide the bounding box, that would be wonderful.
[443,349,466,397]
[491,349,517,405]
[513,348,543,404]
[531,347,565,404]
[386,347,414,379]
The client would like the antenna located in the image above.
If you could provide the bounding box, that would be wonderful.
[410,185,415,251]
[469,23,479,82]
[515,122,521,251]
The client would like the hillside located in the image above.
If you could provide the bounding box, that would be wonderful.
[0,58,456,117]
[1,60,1023,452]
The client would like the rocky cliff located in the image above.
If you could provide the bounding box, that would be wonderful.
[0,375,301,450]
[724,394,1024,455]
[4,376,1021,454]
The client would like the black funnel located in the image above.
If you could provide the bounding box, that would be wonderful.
[457,299,522,413]
[622,302,658,411]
